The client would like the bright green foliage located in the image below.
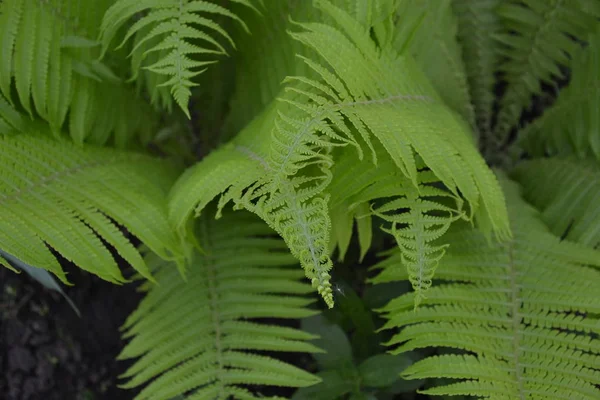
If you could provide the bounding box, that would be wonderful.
[1,0,599,398]
[168,0,510,308]
[0,134,184,284]
[372,175,600,399]
[118,212,321,399]
[493,0,600,143]
[329,145,465,305]
[452,0,501,139]
[512,157,600,248]
[100,0,257,118]
[518,28,600,161]
[0,0,158,147]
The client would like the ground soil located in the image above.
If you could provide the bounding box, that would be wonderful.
[0,265,142,400]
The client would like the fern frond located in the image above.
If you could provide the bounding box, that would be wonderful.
[0,0,158,147]
[493,0,600,143]
[284,0,508,238]
[452,0,501,138]
[0,134,184,284]
[329,145,465,305]
[169,0,510,308]
[512,157,600,249]
[372,174,600,399]
[100,0,256,118]
[118,211,322,399]
[518,28,600,161]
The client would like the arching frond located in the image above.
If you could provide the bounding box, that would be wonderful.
[512,157,600,249]
[518,28,600,161]
[118,211,322,399]
[0,134,184,284]
[372,174,600,399]
[168,0,510,308]
[0,0,158,147]
[100,0,257,118]
[493,0,599,143]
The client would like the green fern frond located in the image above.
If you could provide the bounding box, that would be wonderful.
[512,157,600,249]
[0,0,158,147]
[100,0,256,118]
[372,174,600,399]
[285,0,508,238]
[493,0,600,143]
[0,134,184,284]
[118,211,322,399]
[329,145,465,306]
[452,0,501,138]
[169,0,510,308]
[518,28,600,161]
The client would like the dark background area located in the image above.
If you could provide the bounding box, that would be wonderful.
[0,264,142,400]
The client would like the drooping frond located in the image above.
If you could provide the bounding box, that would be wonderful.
[512,157,600,249]
[452,0,501,139]
[372,174,600,399]
[329,144,465,306]
[518,28,600,161]
[0,0,158,147]
[100,0,256,118]
[493,0,600,143]
[394,0,476,135]
[0,134,184,284]
[168,0,510,308]
[118,211,322,399]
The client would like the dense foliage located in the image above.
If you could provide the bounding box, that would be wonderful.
[1,0,599,399]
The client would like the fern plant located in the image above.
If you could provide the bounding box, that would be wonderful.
[1,0,599,398]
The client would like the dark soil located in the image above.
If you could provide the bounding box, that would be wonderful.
[0,266,143,400]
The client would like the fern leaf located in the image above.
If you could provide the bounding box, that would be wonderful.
[512,157,600,249]
[169,0,510,308]
[118,211,322,399]
[452,0,501,138]
[518,28,600,161]
[0,134,184,284]
[0,0,158,147]
[100,0,255,118]
[372,173,600,399]
[493,0,600,143]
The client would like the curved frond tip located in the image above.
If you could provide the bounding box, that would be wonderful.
[100,0,256,117]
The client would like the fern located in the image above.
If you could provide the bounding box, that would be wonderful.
[100,0,257,118]
[329,144,465,305]
[0,0,158,147]
[512,157,600,249]
[168,0,510,308]
[493,0,600,143]
[372,174,600,399]
[0,133,184,284]
[118,211,321,399]
[518,28,600,161]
